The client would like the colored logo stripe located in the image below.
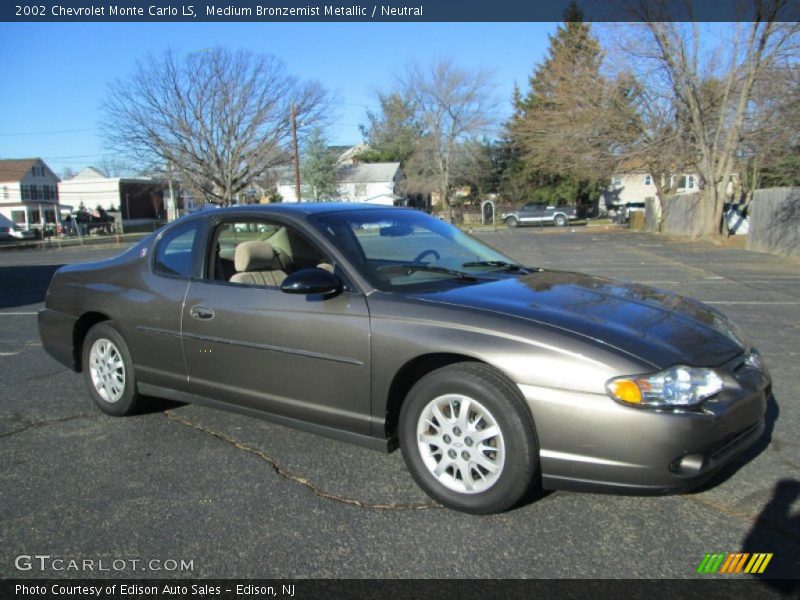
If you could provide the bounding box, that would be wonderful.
[697,553,773,574]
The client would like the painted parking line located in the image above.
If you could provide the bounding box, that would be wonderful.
[0,312,38,315]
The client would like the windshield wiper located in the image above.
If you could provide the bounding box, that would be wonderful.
[377,264,478,281]
[462,260,526,272]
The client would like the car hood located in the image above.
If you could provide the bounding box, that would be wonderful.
[410,270,746,369]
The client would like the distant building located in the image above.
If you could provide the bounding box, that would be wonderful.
[0,158,62,231]
[602,161,736,211]
[59,166,173,220]
[276,145,405,205]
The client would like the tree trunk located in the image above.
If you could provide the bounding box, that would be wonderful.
[649,172,667,232]
[700,186,724,237]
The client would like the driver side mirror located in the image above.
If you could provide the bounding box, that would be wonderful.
[281,268,342,297]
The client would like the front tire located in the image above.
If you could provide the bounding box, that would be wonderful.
[399,363,539,514]
[554,214,568,227]
[505,216,519,228]
[82,322,142,416]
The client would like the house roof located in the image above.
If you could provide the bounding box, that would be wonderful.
[275,161,402,186]
[0,158,40,182]
[71,166,110,180]
[338,163,401,184]
[612,157,650,174]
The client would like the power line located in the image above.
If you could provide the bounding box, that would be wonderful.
[0,127,99,137]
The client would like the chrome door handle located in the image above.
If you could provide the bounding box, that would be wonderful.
[190,305,215,320]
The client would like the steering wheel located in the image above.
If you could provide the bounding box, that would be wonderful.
[413,249,441,264]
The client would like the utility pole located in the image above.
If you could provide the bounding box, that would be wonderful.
[166,161,177,222]
[291,101,302,202]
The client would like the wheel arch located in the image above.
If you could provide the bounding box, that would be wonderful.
[384,353,486,441]
[73,312,112,372]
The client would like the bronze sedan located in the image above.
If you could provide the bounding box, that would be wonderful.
[39,204,770,513]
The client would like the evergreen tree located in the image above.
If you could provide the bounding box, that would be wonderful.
[301,128,338,201]
[502,3,630,207]
[356,92,423,164]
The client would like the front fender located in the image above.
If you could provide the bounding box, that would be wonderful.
[367,294,646,433]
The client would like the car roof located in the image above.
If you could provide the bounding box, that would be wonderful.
[195,202,400,217]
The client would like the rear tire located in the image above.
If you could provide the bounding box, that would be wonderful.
[82,322,142,416]
[399,362,539,514]
[505,216,519,228]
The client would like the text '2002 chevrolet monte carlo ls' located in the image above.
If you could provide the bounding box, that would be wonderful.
[38,204,771,513]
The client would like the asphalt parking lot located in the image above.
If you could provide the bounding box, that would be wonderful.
[1,229,798,583]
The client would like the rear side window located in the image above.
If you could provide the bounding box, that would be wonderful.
[153,221,201,278]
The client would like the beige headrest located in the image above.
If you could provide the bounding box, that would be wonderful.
[234,241,280,272]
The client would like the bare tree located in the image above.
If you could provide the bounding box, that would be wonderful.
[739,63,800,197]
[102,47,329,205]
[611,2,800,235]
[398,59,497,219]
[451,138,495,199]
[97,155,137,178]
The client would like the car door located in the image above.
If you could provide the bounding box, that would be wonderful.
[518,203,538,223]
[122,218,202,392]
[180,217,372,435]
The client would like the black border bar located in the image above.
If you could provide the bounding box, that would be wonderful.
[4,0,800,23]
[3,579,799,599]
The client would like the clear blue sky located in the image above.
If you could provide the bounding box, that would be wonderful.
[0,22,556,177]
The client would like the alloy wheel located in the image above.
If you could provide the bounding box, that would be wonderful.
[89,338,126,403]
[416,393,506,494]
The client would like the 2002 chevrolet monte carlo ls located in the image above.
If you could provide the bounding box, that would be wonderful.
[38,204,771,513]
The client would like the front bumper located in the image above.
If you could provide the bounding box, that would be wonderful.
[519,361,770,494]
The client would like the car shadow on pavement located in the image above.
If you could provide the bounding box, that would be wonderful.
[0,265,62,309]
[137,396,185,415]
[742,478,800,590]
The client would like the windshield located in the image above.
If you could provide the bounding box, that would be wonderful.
[309,209,521,291]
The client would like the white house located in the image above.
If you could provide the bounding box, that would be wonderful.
[0,158,62,231]
[605,168,699,209]
[603,163,736,210]
[276,145,405,205]
[336,162,404,205]
[59,167,173,220]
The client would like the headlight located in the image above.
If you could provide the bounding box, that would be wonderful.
[745,348,766,372]
[606,366,724,409]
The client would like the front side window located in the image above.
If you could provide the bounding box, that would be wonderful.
[310,209,517,291]
[11,210,25,224]
[207,220,334,288]
[153,220,201,278]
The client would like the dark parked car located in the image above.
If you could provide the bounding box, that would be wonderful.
[502,202,578,228]
[39,204,769,513]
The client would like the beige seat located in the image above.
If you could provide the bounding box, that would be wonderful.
[229,241,287,287]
